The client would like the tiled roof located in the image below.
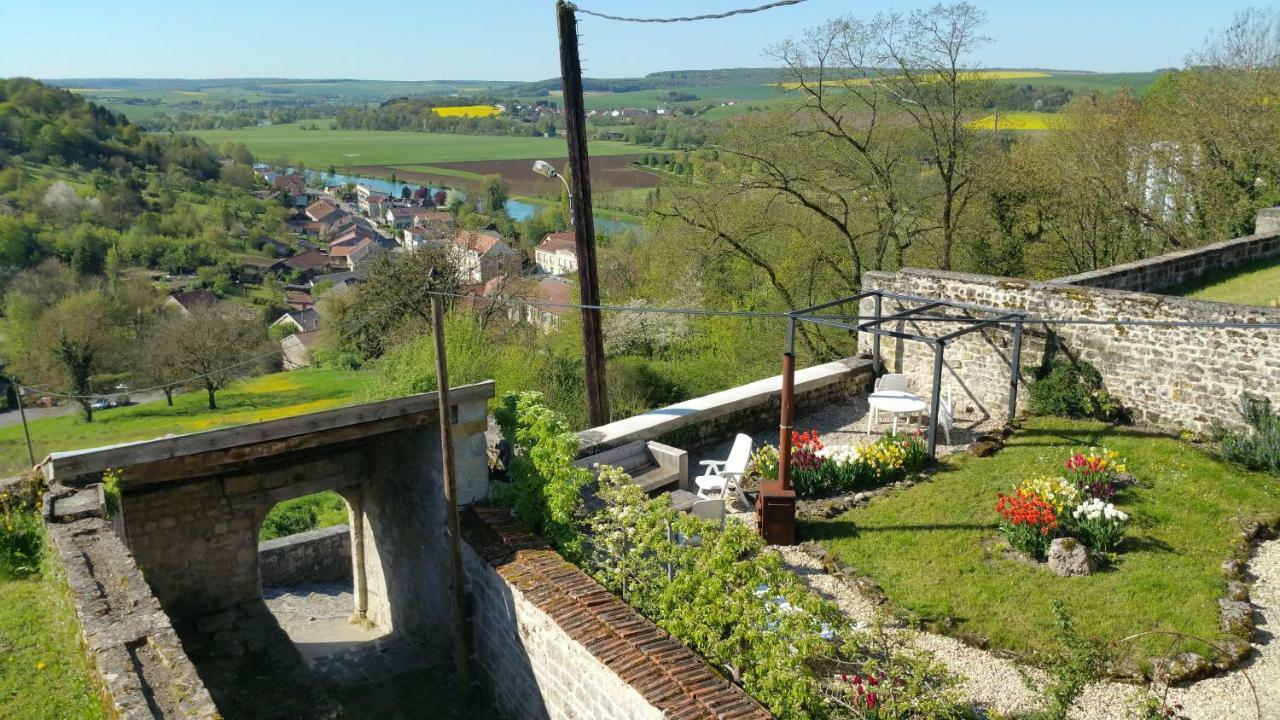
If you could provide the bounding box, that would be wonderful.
[453,230,511,257]
[283,249,330,271]
[305,200,341,222]
[168,289,217,309]
[538,232,576,254]
[532,276,574,315]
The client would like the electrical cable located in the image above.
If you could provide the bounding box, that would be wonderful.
[571,0,806,24]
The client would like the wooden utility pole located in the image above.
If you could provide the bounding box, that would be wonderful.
[430,291,472,700]
[556,0,610,427]
[13,380,35,467]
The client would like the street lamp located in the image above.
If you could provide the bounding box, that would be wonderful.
[531,160,574,226]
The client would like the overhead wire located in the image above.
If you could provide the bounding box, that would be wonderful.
[570,0,807,24]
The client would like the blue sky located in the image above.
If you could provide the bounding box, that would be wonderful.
[0,1,1260,81]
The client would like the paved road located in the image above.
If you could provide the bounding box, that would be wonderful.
[0,390,168,429]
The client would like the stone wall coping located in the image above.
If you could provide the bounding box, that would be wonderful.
[869,267,1280,319]
[42,381,496,485]
[462,506,774,720]
[258,523,350,553]
[1052,229,1280,286]
[578,358,872,456]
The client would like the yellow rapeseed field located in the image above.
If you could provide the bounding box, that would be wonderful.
[968,111,1060,131]
[432,105,501,118]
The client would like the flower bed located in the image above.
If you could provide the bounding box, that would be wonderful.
[996,447,1131,562]
[748,429,929,499]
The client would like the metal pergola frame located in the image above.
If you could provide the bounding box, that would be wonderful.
[776,290,1026,485]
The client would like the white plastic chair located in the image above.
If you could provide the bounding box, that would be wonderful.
[938,385,954,444]
[695,433,752,499]
[690,497,726,527]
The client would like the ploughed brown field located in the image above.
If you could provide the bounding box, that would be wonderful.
[344,154,659,195]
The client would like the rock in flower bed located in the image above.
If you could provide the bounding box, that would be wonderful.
[995,447,1132,571]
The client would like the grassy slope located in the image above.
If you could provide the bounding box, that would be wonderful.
[808,417,1280,666]
[184,123,640,168]
[1166,258,1280,307]
[0,566,108,720]
[0,369,366,476]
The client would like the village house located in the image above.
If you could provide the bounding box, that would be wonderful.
[525,276,573,331]
[534,232,578,276]
[329,237,384,272]
[164,289,218,316]
[285,290,316,311]
[384,206,418,230]
[309,268,367,294]
[440,230,520,285]
[271,307,321,334]
[401,212,457,249]
[305,199,344,224]
[281,249,331,278]
[356,184,390,216]
[281,330,320,370]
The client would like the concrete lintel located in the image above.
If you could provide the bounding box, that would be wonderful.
[43,381,496,486]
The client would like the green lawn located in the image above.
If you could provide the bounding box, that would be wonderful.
[1166,258,1280,307]
[183,123,641,168]
[808,417,1280,668]
[0,369,367,476]
[0,567,108,720]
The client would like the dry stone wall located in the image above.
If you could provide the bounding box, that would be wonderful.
[860,268,1280,435]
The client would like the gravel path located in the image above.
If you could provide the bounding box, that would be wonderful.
[768,537,1279,719]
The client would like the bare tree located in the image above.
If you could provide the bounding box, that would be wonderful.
[153,304,273,410]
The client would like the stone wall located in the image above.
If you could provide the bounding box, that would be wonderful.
[462,507,773,720]
[578,358,874,457]
[860,268,1280,434]
[1054,209,1280,294]
[44,487,219,719]
[259,524,352,588]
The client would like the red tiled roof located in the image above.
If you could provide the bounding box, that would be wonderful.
[305,200,341,222]
[453,230,510,257]
[538,232,576,254]
[283,249,330,271]
[532,277,573,315]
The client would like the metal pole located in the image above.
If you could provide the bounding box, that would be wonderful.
[1008,321,1024,421]
[431,293,472,700]
[927,341,945,459]
[13,381,35,467]
[778,317,797,492]
[872,294,883,376]
[556,1,610,427]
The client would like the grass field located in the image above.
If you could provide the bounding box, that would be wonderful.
[0,563,108,720]
[1166,258,1280,307]
[184,123,641,168]
[0,369,367,476]
[808,416,1280,668]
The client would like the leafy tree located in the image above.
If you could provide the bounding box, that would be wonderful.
[478,174,510,215]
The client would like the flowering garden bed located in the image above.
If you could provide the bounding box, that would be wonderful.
[808,417,1280,673]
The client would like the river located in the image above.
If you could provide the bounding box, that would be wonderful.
[302,170,640,234]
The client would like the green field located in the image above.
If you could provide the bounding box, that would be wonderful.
[184,123,641,168]
[0,369,367,476]
[1167,258,1280,307]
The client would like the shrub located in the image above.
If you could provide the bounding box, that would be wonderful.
[493,391,590,561]
[1214,394,1280,475]
[1,490,44,579]
[1029,357,1123,421]
[259,491,348,541]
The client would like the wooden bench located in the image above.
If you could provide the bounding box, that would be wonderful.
[575,440,688,494]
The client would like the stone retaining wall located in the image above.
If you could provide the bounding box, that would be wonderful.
[578,358,874,458]
[259,524,352,588]
[860,268,1280,435]
[1054,209,1280,294]
[462,507,773,720]
[44,487,218,719]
